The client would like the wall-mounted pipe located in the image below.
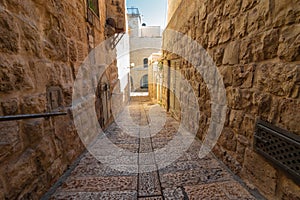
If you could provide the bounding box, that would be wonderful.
[0,111,68,122]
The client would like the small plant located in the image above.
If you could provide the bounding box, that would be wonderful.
[158,61,163,71]
[88,0,99,15]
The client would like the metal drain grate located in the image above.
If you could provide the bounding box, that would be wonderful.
[254,120,300,184]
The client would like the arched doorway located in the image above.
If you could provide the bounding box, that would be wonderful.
[140,74,148,89]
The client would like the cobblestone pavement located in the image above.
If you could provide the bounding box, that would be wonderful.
[49,98,258,200]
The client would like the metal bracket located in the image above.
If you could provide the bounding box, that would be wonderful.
[111,32,124,49]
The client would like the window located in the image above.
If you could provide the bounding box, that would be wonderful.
[143,58,148,68]
[141,75,148,88]
[88,0,99,17]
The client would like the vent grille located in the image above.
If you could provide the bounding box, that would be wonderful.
[254,120,300,184]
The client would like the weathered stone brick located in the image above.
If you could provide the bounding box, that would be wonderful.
[44,29,68,62]
[229,109,245,131]
[68,40,77,62]
[219,20,232,44]
[0,11,19,53]
[239,39,252,64]
[205,13,217,33]
[232,65,255,89]
[278,25,300,61]
[280,176,300,200]
[21,119,44,146]
[36,136,58,169]
[0,59,35,93]
[20,20,42,57]
[223,41,240,65]
[252,91,272,119]
[219,66,233,87]
[251,33,264,62]
[198,3,207,20]
[219,127,237,152]
[21,94,46,114]
[240,114,255,139]
[241,148,278,199]
[233,14,247,38]
[255,63,297,97]
[5,149,38,199]
[227,88,252,110]
[236,142,246,163]
[223,0,242,18]
[272,0,300,27]
[241,0,259,12]
[263,29,279,59]
[0,121,22,162]
[278,98,300,135]
[1,98,19,115]
[247,0,270,33]
[4,0,40,21]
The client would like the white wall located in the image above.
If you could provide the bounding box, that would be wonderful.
[141,26,161,37]
[127,15,141,37]
[116,33,130,93]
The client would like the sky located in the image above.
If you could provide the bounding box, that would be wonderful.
[126,0,168,29]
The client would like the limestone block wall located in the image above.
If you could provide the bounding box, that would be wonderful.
[167,0,182,23]
[148,53,163,102]
[129,37,162,91]
[161,0,300,199]
[0,0,125,199]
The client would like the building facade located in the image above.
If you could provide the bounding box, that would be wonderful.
[0,0,126,199]
[127,7,162,92]
[148,53,163,103]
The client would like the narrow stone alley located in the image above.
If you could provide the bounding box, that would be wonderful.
[1,0,300,199]
[45,98,259,200]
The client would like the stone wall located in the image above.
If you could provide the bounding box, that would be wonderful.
[0,0,125,199]
[159,0,300,199]
[148,53,163,102]
[167,0,182,23]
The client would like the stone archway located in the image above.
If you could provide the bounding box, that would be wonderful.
[130,70,148,92]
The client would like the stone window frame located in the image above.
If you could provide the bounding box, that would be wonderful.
[87,0,100,17]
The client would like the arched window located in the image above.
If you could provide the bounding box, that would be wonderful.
[143,58,148,68]
[141,75,148,88]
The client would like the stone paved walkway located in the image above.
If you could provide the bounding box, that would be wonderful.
[48,98,258,200]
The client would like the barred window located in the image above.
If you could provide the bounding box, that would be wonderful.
[88,0,99,17]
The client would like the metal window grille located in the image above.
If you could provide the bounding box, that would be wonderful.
[254,120,300,184]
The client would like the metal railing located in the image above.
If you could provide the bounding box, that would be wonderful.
[0,111,68,122]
